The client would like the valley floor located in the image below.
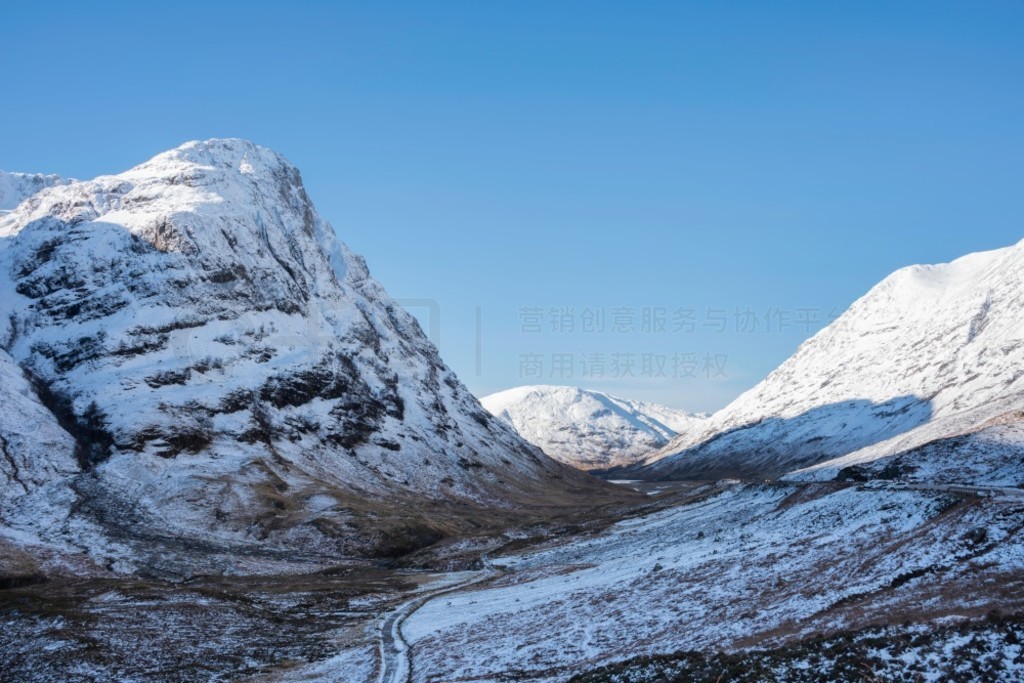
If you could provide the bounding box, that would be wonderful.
[2,480,1023,682]
[0,566,408,682]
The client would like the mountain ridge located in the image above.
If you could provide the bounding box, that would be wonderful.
[628,239,1024,480]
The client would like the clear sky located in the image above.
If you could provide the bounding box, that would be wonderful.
[3,1,1023,411]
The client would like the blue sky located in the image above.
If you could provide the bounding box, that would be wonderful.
[3,1,1023,411]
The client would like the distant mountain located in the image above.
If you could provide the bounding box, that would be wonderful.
[633,241,1024,480]
[481,385,706,470]
[0,139,608,576]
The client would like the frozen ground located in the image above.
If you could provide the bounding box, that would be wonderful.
[572,613,1024,682]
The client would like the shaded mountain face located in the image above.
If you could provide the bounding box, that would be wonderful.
[792,410,1024,486]
[633,241,1024,481]
[481,385,706,470]
[0,139,607,575]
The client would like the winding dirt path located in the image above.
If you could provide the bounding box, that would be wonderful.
[377,565,500,683]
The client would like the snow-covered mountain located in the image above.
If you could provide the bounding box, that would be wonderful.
[0,171,69,212]
[634,241,1024,480]
[480,385,706,470]
[0,139,607,575]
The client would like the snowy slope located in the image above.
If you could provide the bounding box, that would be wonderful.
[480,385,705,469]
[0,347,120,580]
[0,349,77,503]
[0,349,80,549]
[397,481,1024,681]
[0,139,603,573]
[634,242,1024,480]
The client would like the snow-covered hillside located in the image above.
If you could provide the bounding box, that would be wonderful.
[481,385,705,469]
[634,242,1024,480]
[0,349,77,509]
[0,139,606,574]
[395,480,1024,681]
[0,348,83,574]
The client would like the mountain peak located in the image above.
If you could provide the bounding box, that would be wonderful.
[133,138,295,181]
[0,138,329,269]
[0,140,296,227]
